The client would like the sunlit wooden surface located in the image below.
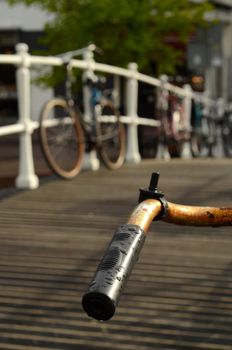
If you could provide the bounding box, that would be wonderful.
[0,158,231,350]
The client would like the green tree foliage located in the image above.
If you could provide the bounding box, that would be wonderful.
[8,0,213,75]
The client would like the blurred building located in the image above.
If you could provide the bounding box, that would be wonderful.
[0,0,53,121]
[188,0,232,101]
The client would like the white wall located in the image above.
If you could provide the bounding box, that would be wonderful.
[0,1,53,30]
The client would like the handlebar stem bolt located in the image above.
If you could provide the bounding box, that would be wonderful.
[149,172,160,191]
[138,172,168,219]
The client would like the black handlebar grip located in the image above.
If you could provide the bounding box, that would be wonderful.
[82,224,146,321]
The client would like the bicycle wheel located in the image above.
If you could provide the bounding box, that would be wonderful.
[96,101,126,169]
[190,116,217,158]
[206,117,218,157]
[190,129,204,157]
[168,109,185,157]
[40,98,85,179]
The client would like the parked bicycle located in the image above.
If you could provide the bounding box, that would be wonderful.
[82,172,232,321]
[155,77,188,158]
[39,44,126,179]
[190,98,221,158]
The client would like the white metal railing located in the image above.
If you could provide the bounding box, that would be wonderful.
[0,42,220,190]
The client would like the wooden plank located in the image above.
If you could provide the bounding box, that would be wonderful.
[0,158,231,349]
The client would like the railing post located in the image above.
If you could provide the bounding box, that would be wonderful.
[82,48,100,171]
[126,63,141,163]
[200,91,211,157]
[214,97,225,157]
[181,84,193,159]
[15,43,39,189]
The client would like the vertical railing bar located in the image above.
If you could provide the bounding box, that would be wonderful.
[81,48,100,171]
[125,62,141,163]
[15,43,39,190]
[181,83,193,159]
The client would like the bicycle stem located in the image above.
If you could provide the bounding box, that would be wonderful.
[82,173,232,321]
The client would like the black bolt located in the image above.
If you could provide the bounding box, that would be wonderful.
[149,172,160,191]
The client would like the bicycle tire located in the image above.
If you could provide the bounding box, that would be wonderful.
[206,117,218,157]
[168,109,185,157]
[96,101,126,170]
[167,138,183,157]
[190,129,204,157]
[39,98,85,179]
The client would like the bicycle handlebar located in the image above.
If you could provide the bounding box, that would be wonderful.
[56,43,97,62]
[163,202,232,227]
[82,224,146,321]
[82,173,232,321]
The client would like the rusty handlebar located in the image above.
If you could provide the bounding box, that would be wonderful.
[128,199,232,230]
[82,172,232,321]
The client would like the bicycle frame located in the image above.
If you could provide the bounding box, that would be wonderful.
[82,172,232,321]
[60,44,114,127]
[59,44,100,106]
[61,55,102,142]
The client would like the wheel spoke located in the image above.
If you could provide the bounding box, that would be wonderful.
[97,103,126,169]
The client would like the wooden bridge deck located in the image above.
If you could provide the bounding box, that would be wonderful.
[0,158,231,350]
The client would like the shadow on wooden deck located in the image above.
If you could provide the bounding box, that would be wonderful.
[0,131,52,189]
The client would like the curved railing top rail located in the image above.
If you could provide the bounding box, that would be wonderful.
[30,56,211,103]
[0,49,213,105]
